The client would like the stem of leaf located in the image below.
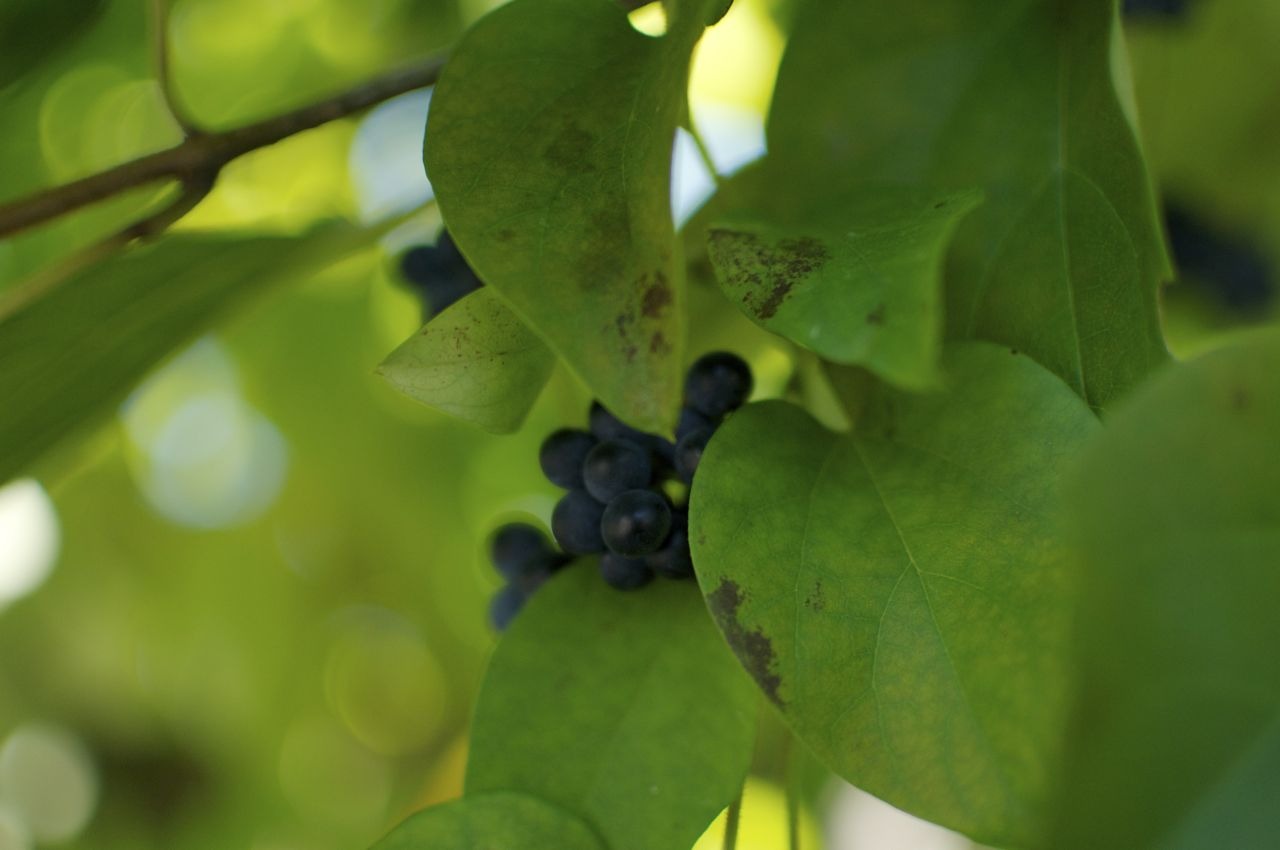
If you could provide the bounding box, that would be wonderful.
[150,0,201,137]
[722,784,743,850]
[785,732,802,850]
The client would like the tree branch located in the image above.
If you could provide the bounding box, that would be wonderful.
[0,53,447,241]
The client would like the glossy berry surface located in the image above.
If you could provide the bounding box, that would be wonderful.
[599,553,654,591]
[684,352,753,418]
[539,429,597,489]
[551,490,607,554]
[489,584,526,632]
[583,439,652,503]
[490,523,558,581]
[601,490,672,557]
[674,427,712,485]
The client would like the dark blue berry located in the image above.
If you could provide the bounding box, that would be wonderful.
[540,429,597,489]
[1165,203,1273,313]
[489,584,526,631]
[552,490,607,554]
[398,229,485,319]
[600,553,654,591]
[676,406,716,442]
[490,523,560,581]
[646,524,695,580]
[583,439,652,503]
[588,401,663,447]
[601,490,672,557]
[685,352,753,418]
[674,427,712,485]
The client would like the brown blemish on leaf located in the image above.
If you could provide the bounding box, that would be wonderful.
[706,579,783,707]
[640,273,672,319]
[649,331,670,355]
[544,123,596,172]
[805,580,825,612]
[866,304,886,325]
[1231,387,1251,411]
[710,230,829,321]
[494,229,516,243]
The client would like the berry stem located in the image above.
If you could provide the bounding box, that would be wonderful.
[722,783,743,850]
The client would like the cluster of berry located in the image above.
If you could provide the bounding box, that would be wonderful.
[399,229,484,319]
[485,352,754,630]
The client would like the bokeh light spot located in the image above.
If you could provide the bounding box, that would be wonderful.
[323,608,447,757]
[0,725,98,844]
[121,339,290,529]
[277,715,390,829]
[0,480,60,607]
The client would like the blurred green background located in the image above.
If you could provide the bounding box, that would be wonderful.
[0,1,1275,849]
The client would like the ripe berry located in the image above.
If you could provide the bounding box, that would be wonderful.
[540,429,597,489]
[490,523,559,581]
[646,525,695,579]
[674,427,712,484]
[489,584,526,632]
[685,352,752,418]
[676,406,715,442]
[400,244,448,284]
[583,439,652,503]
[398,230,484,319]
[600,553,654,591]
[552,490,606,554]
[601,490,672,557]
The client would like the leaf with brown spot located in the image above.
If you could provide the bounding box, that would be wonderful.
[426,0,724,432]
[765,0,1171,411]
[707,184,980,392]
[690,342,1098,847]
[377,289,555,434]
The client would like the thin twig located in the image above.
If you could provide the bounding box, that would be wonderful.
[150,0,200,136]
[0,176,214,320]
[0,54,447,241]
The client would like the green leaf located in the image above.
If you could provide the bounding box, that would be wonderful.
[377,289,555,434]
[371,791,604,850]
[763,0,1170,410]
[707,186,981,391]
[0,225,374,483]
[0,0,107,91]
[1052,329,1280,850]
[467,565,758,850]
[425,0,721,433]
[689,342,1099,847]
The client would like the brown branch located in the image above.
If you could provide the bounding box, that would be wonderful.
[0,53,447,241]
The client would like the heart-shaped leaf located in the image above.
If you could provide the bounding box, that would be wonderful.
[467,565,757,850]
[690,342,1098,846]
[377,289,555,434]
[426,0,724,433]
